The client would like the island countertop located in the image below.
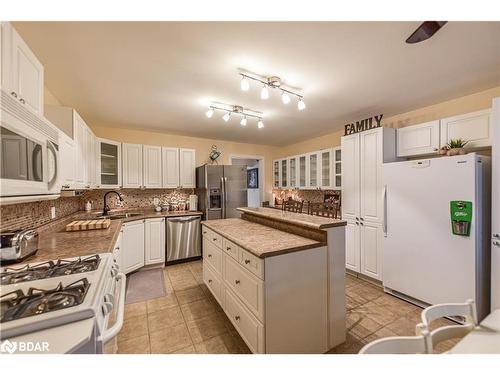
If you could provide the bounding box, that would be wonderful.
[202,218,325,258]
[237,207,346,230]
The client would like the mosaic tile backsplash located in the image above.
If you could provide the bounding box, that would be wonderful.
[272,188,341,205]
[0,188,194,232]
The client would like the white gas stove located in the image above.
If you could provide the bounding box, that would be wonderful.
[0,253,126,353]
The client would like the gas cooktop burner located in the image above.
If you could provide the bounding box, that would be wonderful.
[0,278,90,322]
[0,255,101,285]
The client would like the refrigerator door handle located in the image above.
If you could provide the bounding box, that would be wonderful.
[223,177,228,219]
[220,176,225,219]
[382,184,388,237]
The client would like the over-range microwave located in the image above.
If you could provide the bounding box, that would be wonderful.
[0,89,61,197]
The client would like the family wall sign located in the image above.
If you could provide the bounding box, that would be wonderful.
[344,114,384,136]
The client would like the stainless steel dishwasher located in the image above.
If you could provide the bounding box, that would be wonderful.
[166,216,202,263]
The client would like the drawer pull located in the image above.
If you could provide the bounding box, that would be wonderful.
[208,279,212,283]
[244,259,250,264]
[226,247,231,251]
[208,254,212,258]
[212,238,217,241]
[235,315,240,321]
[235,280,240,285]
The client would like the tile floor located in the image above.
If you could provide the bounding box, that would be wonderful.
[116,260,458,354]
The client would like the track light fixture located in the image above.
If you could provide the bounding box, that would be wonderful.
[205,103,264,128]
[239,72,305,111]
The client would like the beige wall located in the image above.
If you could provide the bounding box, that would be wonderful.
[273,86,500,159]
[44,86,62,106]
[91,126,279,202]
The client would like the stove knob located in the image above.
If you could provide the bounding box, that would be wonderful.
[102,301,113,315]
[104,293,115,305]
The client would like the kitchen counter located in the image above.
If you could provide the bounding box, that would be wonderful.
[202,218,324,258]
[237,207,346,230]
[17,209,202,264]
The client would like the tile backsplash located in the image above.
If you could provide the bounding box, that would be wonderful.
[272,188,341,205]
[0,197,83,231]
[0,188,195,232]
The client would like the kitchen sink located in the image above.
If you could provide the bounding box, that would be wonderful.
[96,212,143,220]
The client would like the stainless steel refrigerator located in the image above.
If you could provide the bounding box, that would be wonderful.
[196,165,248,220]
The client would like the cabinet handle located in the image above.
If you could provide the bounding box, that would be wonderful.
[226,247,231,251]
[244,259,250,264]
[208,279,212,283]
[494,233,500,239]
[360,222,364,226]
[116,247,120,250]
[355,217,359,220]
[494,241,500,247]
[355,222,359,225]
[208,254,212,258]
[234,315,240,321]
[359,217,364,221]
[19,98,25,104]
[212,238,217,241]
[10,91,17,98]
[235,280,240,284]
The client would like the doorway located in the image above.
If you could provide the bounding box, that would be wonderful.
[229,154,264,208]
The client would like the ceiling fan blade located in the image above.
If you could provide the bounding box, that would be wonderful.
[406,21,448,44]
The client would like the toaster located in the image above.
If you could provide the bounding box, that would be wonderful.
[0,229,39,264]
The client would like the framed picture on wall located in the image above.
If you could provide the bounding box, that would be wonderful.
[247,168,259,189]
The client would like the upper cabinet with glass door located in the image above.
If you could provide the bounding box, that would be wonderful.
[307,152,319,189]
[97,138,122,188]
[319,148,333,189]
[298,155,307,189]
[281,159,288,188]
[333,147,342,189]
[273,160,280,188]
[289,157,297,188]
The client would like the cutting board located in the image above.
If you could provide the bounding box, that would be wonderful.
[66,219,111,231]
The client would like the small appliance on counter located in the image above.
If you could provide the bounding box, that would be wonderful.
[0,229,39,264]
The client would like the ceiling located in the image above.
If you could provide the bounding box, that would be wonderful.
[13,21,500,146]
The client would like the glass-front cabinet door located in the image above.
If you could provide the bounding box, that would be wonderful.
[334,146,342,189]
[320,149,333,189]
[281,159,288,188]
[298,155,306,188]
[289,157,297,188]
[307,152,318,189]
[273,160,280,188]
[97,138,122,188]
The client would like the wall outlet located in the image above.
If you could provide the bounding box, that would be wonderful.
[50,206,56,219]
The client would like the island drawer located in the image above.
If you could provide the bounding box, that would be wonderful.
[222,238,240,260]
[203,262,224,308]
[203,239,223,274]
[224,255,264,322]
[224,287,264,354]
[239,248,264,279]
[202,226,223,249]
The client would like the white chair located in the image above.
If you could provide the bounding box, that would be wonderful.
[419,299,478,353]
[359,323,431,354]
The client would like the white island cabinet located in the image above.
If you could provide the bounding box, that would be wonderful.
[122,220,145,274]
[201,215,346,354]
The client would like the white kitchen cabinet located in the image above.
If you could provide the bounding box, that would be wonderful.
[58,130,76,190]
[97,138,122,188]
[1,22,44,116]
[440,109,492,149]
[307,152,319,189]
[333,147,342,189]
[162,147,180,188]
[122,220,145,274]
[359,221,383,280]
[289,157,297,188]
[298,155,307,188]
[397,120,440,157]
[122,143,143,188]
[319,148,334,189]
[145,217,165,265]
[341,127,396,280]
[280,159,288,188]
[112,231,123,272]
[272,160,280,188]
[491,98,500,311]
[143,145,162,188]
[73,112,87,188]
[345,219,360,273]
[179,148,196,188]
[83,125,95,188]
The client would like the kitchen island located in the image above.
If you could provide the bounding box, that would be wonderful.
[202,208,346,354]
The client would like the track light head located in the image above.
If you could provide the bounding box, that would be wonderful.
[240,76,250,91]
[260,85,269,100]
[281,91,291,105]
[298,98,306,111]
[240,116,247,126]
[222,112,231,122]
[257,119,264,129]
[205,108,214,118]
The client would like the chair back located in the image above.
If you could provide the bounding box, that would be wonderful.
[360,324,431,354]
[420,299,478,351]
[282,199,304,213]
[308,202,339,219]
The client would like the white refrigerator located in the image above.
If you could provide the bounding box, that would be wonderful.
[382,153,491,320]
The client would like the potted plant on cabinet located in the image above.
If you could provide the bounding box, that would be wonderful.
[438,138,469,156]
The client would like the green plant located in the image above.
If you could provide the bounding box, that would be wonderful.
[447,138,469,149]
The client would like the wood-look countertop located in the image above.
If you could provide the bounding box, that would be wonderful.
[16,209,202,264]
[202,218,325,259]
[237,207,346,230]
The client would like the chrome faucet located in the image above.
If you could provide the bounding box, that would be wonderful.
[102,191,124,216]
